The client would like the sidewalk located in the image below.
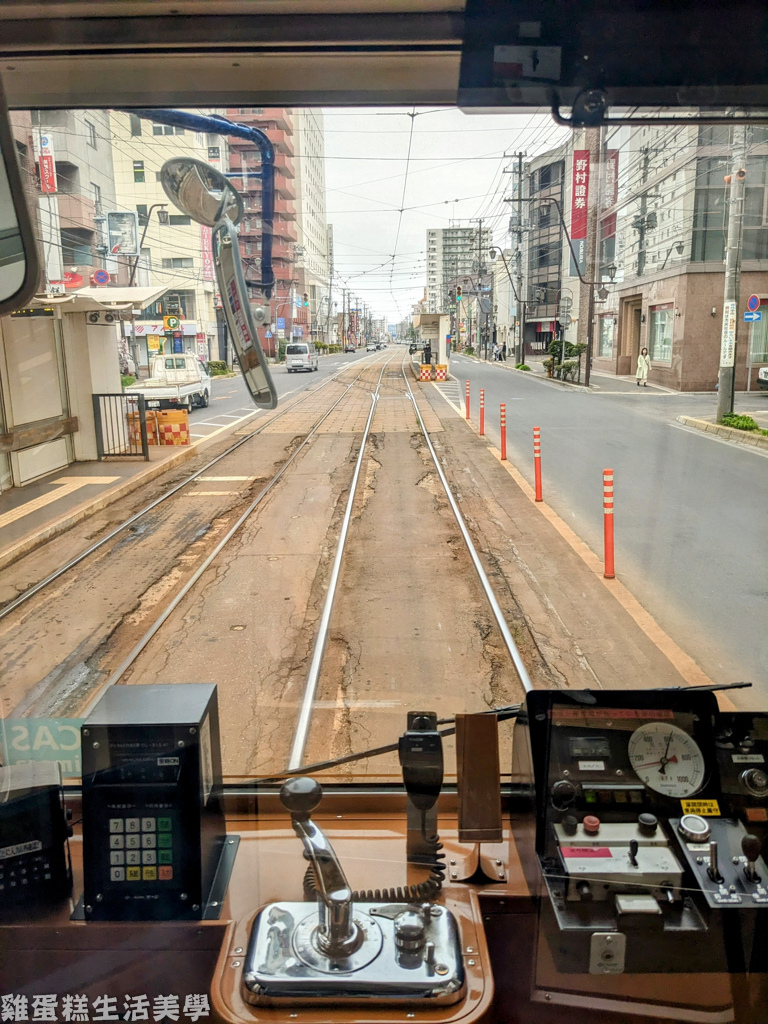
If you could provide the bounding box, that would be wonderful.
[0,404,264,573]
[453,352,674,393]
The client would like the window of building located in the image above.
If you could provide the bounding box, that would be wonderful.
[598,316,615,358]
[136,204,148,226]
[161,257,194,268]
[649,303,674,362]
[91,182,102,213]
[129,114,142,136]
[85,119,97,148]
[133,160,145,183]
[169,214,191,226]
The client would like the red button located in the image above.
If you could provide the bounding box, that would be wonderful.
[158,866,173,880]
[583,815,601,834]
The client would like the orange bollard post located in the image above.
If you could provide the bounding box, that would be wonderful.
[500,404,507,460]
[603,468,615,579]
[533,426,542,502]
[479,389,485,435]
[465,380,470,420]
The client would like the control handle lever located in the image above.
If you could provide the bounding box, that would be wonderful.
[742,833,762,883]
[280,777,359,958]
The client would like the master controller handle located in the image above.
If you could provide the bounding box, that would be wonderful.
[742,833,762,883]
[280,777,361,958]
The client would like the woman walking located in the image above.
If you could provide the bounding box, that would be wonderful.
[636,346,650,387]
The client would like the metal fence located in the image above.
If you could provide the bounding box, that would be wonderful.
[93,393,150,460]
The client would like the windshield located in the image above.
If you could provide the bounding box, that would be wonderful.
[1,102,766,794]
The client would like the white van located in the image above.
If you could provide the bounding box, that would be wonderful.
[286,342,319,372]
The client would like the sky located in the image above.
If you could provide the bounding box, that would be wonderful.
[320,106,569,323]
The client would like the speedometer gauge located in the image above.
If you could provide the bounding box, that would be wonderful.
[628,722,705,797]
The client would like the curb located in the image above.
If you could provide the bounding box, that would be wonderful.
[0,404,285,573]
[676,415,768,451]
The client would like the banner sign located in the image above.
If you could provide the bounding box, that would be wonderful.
[570,149,590,277]
[34,131,57,194]
[720,300,737,367]
[201,225,214,281]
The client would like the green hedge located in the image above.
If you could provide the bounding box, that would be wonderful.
[722,413,768,435]
[121,375,136,388]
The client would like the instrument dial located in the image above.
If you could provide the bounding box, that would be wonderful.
[628,722,705,798]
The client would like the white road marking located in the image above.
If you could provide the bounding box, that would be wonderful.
[670,421,768,459]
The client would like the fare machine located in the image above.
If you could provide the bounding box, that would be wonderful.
[513,690,768,979]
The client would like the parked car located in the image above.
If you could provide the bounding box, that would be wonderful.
[758,367,768,390]
[286,341,319,372]
[124,353,211,410]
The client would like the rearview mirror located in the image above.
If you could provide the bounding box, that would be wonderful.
[160,156,244,227]
[0,75,40,314]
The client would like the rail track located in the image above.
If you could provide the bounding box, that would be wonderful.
[3,351,532,781]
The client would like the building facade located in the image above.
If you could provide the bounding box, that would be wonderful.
[293,109,331,344]
[425,224,492,313]
[111,111,226,366]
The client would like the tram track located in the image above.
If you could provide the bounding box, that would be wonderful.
[3,349,535,782]
[1,355,391,721]
[0,354,379,622]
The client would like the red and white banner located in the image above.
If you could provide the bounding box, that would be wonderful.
[201,226,214,281]
[34,131,57,194]
[570,149,590,276]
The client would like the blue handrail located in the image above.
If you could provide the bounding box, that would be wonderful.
[121,108,275,297]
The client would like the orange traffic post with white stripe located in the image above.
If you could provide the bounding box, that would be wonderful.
[465,380,470,420]
[603,468,615,578]
[479,389,485,435]
[500,404,507,460]
[533,426,543,502]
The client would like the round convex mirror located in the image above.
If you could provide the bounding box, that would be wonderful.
[160,157,244,227]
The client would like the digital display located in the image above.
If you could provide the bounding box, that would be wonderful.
[568,736,611,759]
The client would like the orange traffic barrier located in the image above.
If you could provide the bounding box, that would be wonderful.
[603,468,615,578]
[479,389,485,436]
[156,409,190,446]
[533,426,542,502]
[435,364,447,381]
[420,364,431,381]
[465,380,470,420]
[500,404,506,460]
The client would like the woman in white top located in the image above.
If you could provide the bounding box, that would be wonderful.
[636,346,650,386]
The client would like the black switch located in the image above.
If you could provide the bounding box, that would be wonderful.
[638,813,658,836]
[629,839,639,867]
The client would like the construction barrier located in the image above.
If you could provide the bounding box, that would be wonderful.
[435,364,447,381]
[420,364,432,381]
[156,408,191,446]
[603,468,615,579]
[533,426,542,502]
[127,410,158,448]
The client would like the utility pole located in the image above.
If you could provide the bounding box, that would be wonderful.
[717,123,748,422]
[583,127,602,389]
[515,151,526,364]
[636,147,651,278]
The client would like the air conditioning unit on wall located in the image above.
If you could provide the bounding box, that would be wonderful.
[86,310,118,325]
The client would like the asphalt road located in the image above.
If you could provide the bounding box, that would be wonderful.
[448,355,768,695]
[188,349,371,439]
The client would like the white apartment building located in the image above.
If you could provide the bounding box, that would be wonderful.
[425,225,492,312]
[110,111,229,366]
[293,109,330,341]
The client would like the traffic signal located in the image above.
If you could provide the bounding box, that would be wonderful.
[303,293,309,307]
[456,286,462,299]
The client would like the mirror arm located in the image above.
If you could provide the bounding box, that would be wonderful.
[119,108,275,298]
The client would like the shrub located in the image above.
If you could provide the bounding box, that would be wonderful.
[121,375,136,388]
[516,363,531,371]
[722,413,768,435]
[208,360,231,376]
[464,346,476,356]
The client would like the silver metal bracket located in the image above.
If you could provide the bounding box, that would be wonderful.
[589,931,626,975]
[242,901,466,1006]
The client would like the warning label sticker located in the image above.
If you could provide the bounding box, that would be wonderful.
[560,847,613,859]
[680,799,720,816]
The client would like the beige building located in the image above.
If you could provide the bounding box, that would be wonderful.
[292,109,330,342]
[110,111,229,366]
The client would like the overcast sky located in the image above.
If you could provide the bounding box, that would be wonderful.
[321,107,568,323]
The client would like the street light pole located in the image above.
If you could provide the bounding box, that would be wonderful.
[128,203,168,286]
[717,124,748,422]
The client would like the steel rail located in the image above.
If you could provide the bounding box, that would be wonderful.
[0,356,377,623]
[73,357,390,721]
[401,356,533,694]
[287,356,394,770]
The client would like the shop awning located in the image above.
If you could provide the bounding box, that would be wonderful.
[28,285,168,313]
